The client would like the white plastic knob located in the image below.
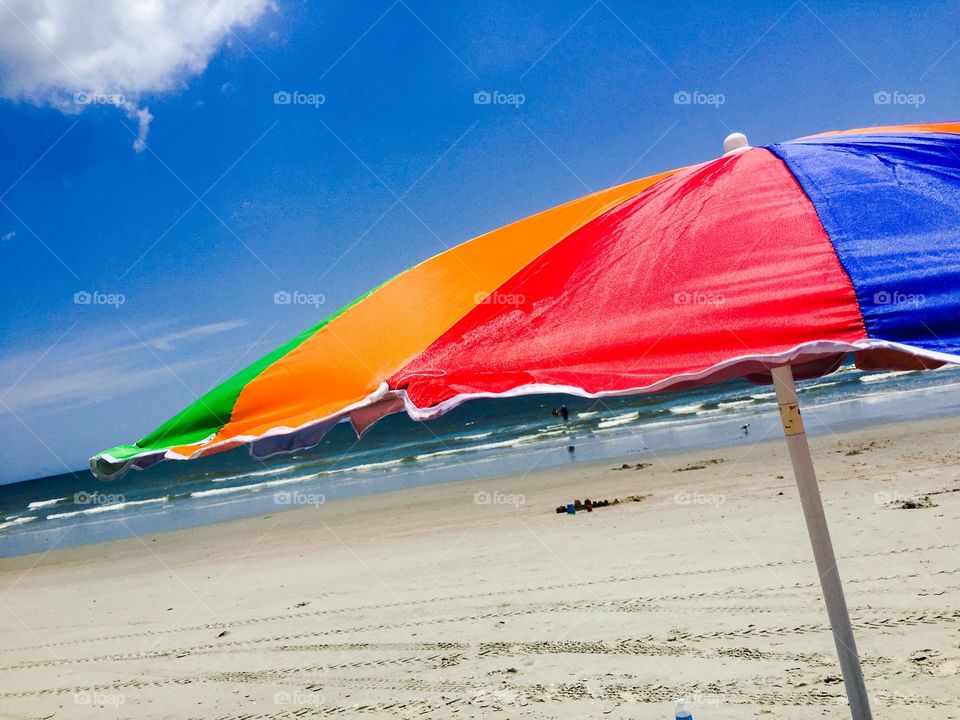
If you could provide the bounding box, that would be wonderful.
[723,132,751,156]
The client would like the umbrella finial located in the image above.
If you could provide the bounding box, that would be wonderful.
[723,132,751,156]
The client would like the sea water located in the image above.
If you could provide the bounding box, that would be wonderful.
[2,361,960,557]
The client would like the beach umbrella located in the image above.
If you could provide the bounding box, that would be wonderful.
[92,122,960,719]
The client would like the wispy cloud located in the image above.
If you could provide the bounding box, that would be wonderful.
[144,320,248,351]
[0,0,274,151]
[0,319,247,413]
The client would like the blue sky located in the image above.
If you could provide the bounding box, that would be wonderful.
[1,0,958,483]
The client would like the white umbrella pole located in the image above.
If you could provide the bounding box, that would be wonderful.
[771,365,872,719]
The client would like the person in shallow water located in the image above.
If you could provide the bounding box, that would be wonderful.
[560,405,574,452]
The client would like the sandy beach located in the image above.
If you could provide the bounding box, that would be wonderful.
[1,416,959,719]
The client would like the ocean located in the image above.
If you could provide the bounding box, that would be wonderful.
[2,360,960,557]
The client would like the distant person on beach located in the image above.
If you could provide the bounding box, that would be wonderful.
[560,405,569,422]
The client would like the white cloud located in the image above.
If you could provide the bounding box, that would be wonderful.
[146,320,247,351]
[131,106,154,153]
[0,0,273,151]
[0,319,248,412]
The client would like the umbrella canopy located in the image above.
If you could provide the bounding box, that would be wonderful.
[91,122,960,720]
[92,121,960,479]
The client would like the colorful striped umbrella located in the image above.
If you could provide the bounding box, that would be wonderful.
[93,122,960,719]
